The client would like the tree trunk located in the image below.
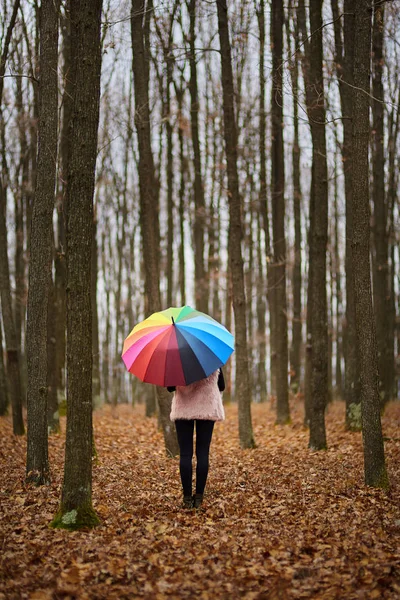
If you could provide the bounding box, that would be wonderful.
[131,0,179,457]
[26,0,59,484]
[271,0,289,424]
[217,0,255,448]
[286,3,303,393]
[92,211,100,402]
[351,0,388,489]
[188,0,208,313]
[51,0,103,529]
[298,0,328,448]
[371,2,393,406]
[54,0,72,395]
[47,272,60,434]
[331,0,361,429]
[256,0,275,403]
[0,0,24,435]
[0,316,8,415]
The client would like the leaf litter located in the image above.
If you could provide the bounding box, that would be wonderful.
[0,399,399,599]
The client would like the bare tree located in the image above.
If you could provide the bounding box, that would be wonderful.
[0,0,24,435]
[371,2,394,406]
[331,0,360,429]
[217,0,255,449]
[131,0,179,457]
[26,0,59,484]
[51,0,103,529]
[351,0,388,488]
[298,0,328,449]
[271,0,289,424]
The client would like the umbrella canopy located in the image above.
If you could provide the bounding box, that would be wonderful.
[122,306,234,387]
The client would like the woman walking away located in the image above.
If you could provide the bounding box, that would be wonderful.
[168,368,225,509]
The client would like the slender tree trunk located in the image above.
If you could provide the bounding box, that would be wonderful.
[177,94,186,306]
[26,0,59,484]
[0,316,8,415]
[371,2,393,406]
[386,90,400,402]
[298,0,328,448]
[52,0,103,529]
[351,0,388,489]
[331,0,360,429]
[217,0,255,448]
[271,0,289,424]
[47,272,60,434]
[131,0,179,457]
[333,146,343,398]
[0,0,24,435]
[92,210,100,402]
[188,0,207,313]
[256,211,267,402]
[286,4,303,392]
[256,0,275,403]
[55,0,72,395]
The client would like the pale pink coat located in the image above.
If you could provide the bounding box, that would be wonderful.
[170,370,225,422]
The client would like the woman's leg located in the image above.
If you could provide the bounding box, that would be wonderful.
[175,420,195,497]
[195,420,215,495]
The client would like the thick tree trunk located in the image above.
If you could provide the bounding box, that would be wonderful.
[217,0,255,449]
[271,0,290,424]
[51,0,103,529]
[131,0,179,457]
[351,0,388,489]
[26,0,59,484]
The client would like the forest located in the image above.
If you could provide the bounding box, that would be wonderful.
[0,0,399,598]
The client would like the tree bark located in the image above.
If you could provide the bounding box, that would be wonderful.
[51,0,103,529]
[286,3,303,393]
[188,0,208,313]
[331,0,361,429]
[0,316,8,415]
[26,0,59,484]
[351,0,388,489]
[0,0,24,436]
[298,0,328,449]
[371,2,393,406]
[131,0,179,457]
[217,0,255,449]
[271,0,290,424]
[54,0,72,395]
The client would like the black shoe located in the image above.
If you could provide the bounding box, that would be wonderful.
[182,495,194,509]
[193,493,203,509]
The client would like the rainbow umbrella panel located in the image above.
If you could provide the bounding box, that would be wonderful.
[122,306,234,387]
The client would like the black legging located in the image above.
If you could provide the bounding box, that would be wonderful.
[175,420,215,497]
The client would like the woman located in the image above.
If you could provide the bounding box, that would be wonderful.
[168,369,225,509]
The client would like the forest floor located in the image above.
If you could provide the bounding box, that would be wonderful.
[0,398,400,600]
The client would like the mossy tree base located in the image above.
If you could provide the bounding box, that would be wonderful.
[50,504,101,530]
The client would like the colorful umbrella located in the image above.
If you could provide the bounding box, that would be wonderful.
[122,306,234,387]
